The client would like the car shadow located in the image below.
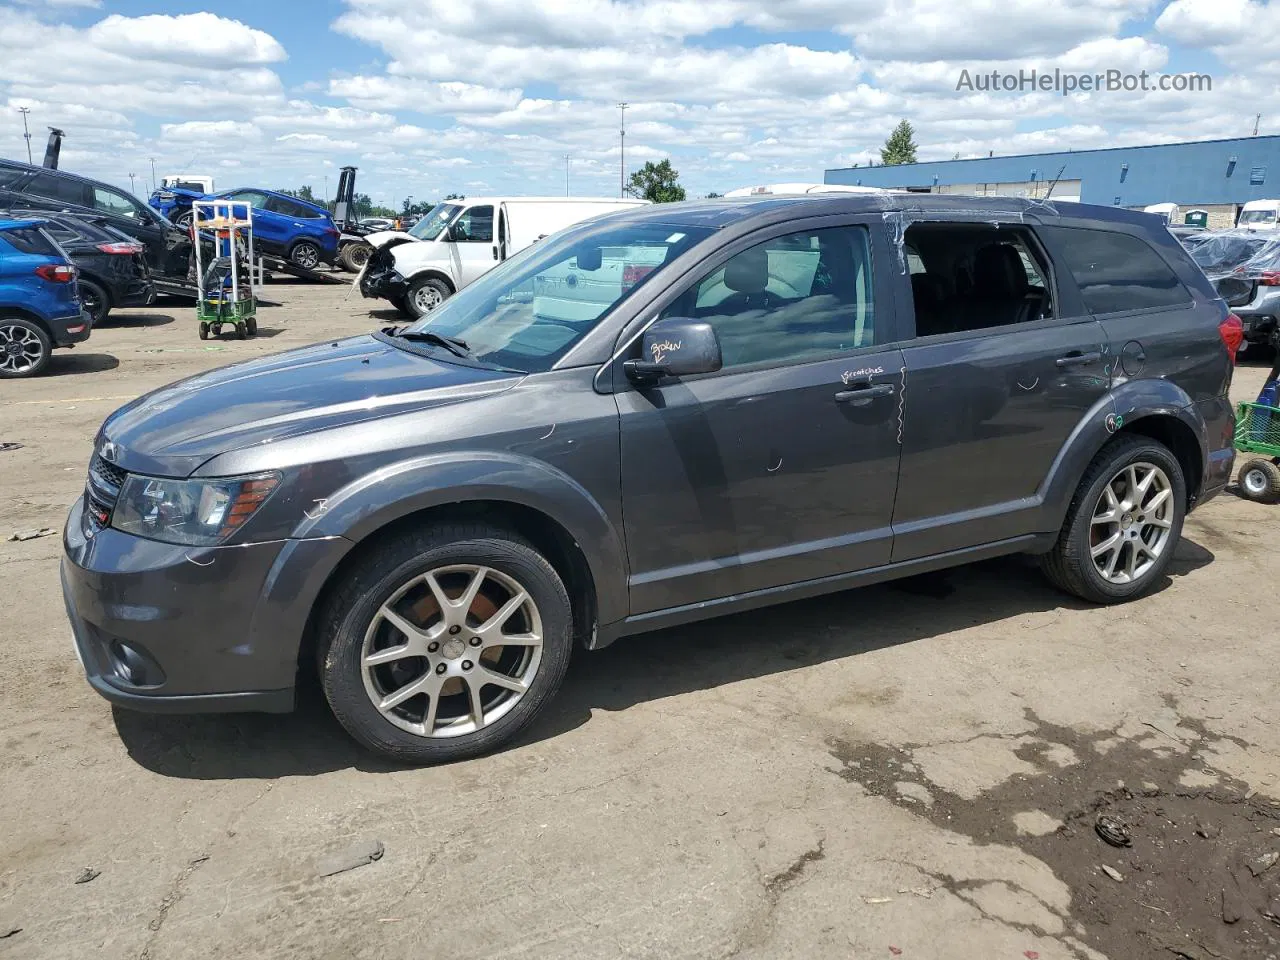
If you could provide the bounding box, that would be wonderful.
[102,313,175,328]
[368,308,405,322]
[45,353,119,375]
[113,542,1216,781]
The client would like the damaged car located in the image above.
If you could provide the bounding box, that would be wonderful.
[360,196,648,317]
[1193,231,1280,352]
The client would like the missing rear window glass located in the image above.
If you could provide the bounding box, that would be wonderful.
[903,223,1055,338]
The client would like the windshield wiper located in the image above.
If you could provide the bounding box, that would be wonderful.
[383,326,472,359]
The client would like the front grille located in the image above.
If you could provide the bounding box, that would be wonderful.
[85,455,127,528]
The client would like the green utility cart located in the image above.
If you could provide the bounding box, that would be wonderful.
[192,199,258,340]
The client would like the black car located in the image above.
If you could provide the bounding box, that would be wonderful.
[3,210,154,325]
[63,194,1239,765]
[0,158,192,282]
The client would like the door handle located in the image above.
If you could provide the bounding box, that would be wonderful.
[492,244,499,260]
[835,383,894,404]
[1055,351,1103,368]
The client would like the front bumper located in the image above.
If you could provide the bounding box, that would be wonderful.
[48,309,92,347]
[359,252,409,301]
[61,496,345,714]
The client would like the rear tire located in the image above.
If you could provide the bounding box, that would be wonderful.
[319,524,574,765]
[339,242,372,273]
[289,240,322,270]
[1238,458,1280,504]
[0,316,52,379]
[1041,434,1186,604]
[198,322,209,340]
[78,279,110,327]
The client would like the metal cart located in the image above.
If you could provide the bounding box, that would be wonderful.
[1235,363,1280,503]
[192,199,258,340]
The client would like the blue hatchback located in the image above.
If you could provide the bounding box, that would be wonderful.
[150,187,339,269]
[0,217,90,378]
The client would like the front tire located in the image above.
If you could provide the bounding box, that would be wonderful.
[406,276,452,318]
[0,316,53,379]
[1238,458,1280,504]
[289,240,322,270]
[1041,434,1186,603]
[319,524,574,765]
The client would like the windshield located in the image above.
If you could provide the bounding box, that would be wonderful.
[1238,209,1278,227]
[409,203,461,240]
[400,216,714,373]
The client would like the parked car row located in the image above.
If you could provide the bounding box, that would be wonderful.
[0,216,90,378]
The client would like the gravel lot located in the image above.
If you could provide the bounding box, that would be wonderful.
[2,282,1278,960]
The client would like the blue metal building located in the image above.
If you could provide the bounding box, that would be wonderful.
[824,135,1280,210]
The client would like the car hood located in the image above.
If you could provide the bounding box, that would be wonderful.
[366,230,420,249]
[99,335,520,477]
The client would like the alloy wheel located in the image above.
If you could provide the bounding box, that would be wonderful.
[1089,461,1175,585]
[361,564,543,739]
[0,322,45,375]
[292,243,320,269]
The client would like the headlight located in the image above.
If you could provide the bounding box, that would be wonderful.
[112,473,280,546]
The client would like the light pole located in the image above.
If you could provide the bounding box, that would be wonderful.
[324,174,329,205]
[564,154,570,196]
[128,172,136,194]
[148,157,157,193]
[618,102,628,198]
[17,107,32,164]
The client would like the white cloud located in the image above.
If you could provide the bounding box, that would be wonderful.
[89,13,287,67]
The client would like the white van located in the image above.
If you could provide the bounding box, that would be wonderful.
[361,196,649,317]
[1238,199,1280,230]
[162,174,215,193]
[1143,202,1179,224]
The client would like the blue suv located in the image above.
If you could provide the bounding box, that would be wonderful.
[0,217,89,378]
[150,187,338,269]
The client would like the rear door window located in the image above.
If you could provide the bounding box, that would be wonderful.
[1049,226,1189,314]
[2,226,61,256]
[27,173,90,206]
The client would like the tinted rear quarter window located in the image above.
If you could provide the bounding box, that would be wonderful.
[1051,226,1189,314]
[2,226,61,256]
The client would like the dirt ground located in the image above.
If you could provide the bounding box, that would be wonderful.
[1,282,1278,960]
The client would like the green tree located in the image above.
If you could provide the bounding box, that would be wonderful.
[627,159,686,203]
[280,184,318,203]
[705,191,723,199]
[880,120,918,166]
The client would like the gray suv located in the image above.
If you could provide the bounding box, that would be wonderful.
[62,195,1239,764]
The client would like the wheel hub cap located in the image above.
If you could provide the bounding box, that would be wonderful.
[1089,462,1174,585]
[360,564,543,739]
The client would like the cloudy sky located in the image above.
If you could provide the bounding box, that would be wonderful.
[1,0,1276,207]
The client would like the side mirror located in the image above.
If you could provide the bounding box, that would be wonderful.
[623,317,722,383]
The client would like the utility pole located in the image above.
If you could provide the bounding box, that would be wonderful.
[324,174,329,206]
[564,154,571,196]
[1254,113,1262,136]
[128,172,136,194]
[618,102,628,198]
[17,107,32,164]
[148,156,157,193]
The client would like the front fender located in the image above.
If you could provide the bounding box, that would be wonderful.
[1035,378,1204,537]
[291,451,629,627]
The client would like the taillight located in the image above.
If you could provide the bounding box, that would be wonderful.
[35,263,76,283]
[1258,270,1280,286]
[96,241,143,255]
[622,264,654,292]
[1219,313,1245,362]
